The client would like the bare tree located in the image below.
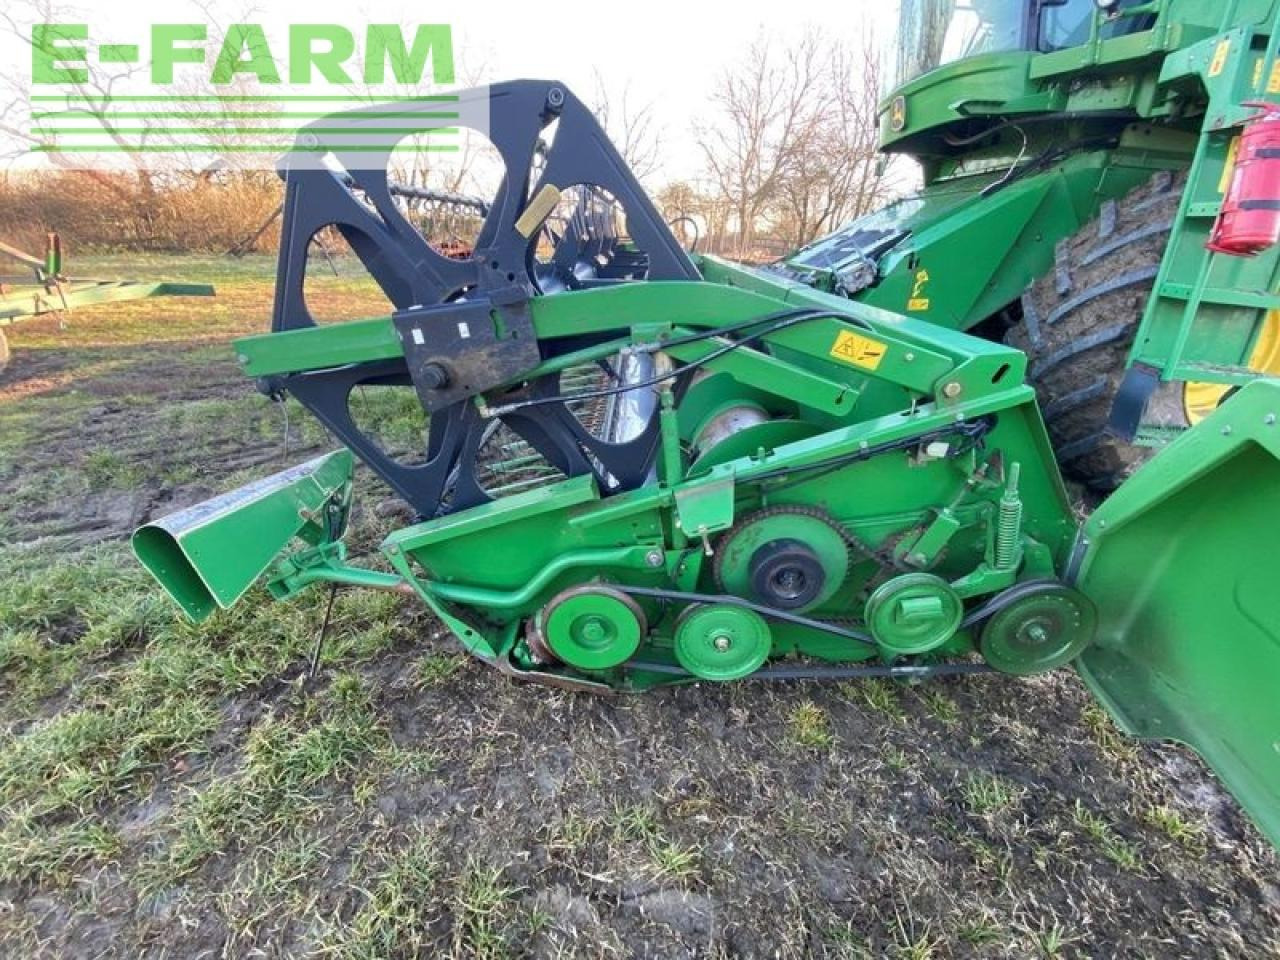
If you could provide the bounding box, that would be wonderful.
[770,32,890,248]
[656,179,731,253]
[1,0,270,189]
[691,27,897,258]
[695,31,827,259]
[589,70,662,183]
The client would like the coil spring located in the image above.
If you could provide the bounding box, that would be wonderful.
[994,463,1022,571]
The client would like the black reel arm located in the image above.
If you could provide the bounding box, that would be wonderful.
[264,80,699,518]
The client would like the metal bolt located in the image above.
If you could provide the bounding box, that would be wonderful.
[941,381,962,399]
[712,633,732,652]
[1223,425,1233,435]
[1266,413,1276,426]
[420,363,450,390]
[697,524,713,557]
[904,352,915,362]
[645,549,664,568]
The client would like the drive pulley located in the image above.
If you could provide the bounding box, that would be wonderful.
[978,581,1097,675]
[714,506,852,613]
[537,585,648,670]
[674,604,773,681]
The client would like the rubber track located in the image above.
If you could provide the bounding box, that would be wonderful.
[1007,170,1188,491]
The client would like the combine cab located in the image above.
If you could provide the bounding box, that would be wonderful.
[133,78,1280,851]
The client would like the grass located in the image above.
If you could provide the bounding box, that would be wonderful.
[1141,803,1207,849]
[787,700,835,748]
[323,827,440,960]
[415,651,468,687]
[916,688,958,726]
[956,913,1003,947]
[148,674,387,888]
[82,449,146,490]
[647,836,702,882]
[1030,919,1081,958]
[1072,800,1144,872]
[451,860,519,959]
[852,678,905,721]
[960,771,1024,819]
[1081,702,1139,764]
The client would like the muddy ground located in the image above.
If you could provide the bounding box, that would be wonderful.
[0,256,1277,959]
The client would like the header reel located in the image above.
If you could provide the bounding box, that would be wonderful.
[260,80,695,521]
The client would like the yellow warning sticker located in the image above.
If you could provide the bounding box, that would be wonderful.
[908,268,930,312]
[829,330,888,370]
[1209,38,1231,77]
[1219,136,1241,193]
[1268,59,1280,93]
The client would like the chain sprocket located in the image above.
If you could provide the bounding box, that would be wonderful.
[713,504,901,610]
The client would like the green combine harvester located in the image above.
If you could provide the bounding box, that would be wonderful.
[134,1,1280,852]
[780,0,1280,489]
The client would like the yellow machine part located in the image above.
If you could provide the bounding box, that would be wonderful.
[1183,310,1280,423]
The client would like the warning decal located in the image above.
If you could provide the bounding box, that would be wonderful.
[829,330,888,370]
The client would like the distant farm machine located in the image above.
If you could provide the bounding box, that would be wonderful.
[135,1,1280,853]
[0,233,214,373]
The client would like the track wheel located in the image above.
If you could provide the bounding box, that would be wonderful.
[1009,170,1218,491]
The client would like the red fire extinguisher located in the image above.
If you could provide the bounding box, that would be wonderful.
[1208,101,1280,256]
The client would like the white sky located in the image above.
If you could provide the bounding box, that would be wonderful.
[463,0,897,181]
[1,0,898,181]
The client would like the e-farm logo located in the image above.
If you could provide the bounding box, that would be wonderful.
[24,20,468,168]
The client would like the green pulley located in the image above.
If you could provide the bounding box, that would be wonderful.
[979,581,1098,676]
[865,573,963,656]
[541,586,647,670]
[674,604,772,681]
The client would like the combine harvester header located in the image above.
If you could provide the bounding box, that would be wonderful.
[133,13,1280,849]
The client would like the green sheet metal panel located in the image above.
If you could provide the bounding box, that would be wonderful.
[1076,379,1280,846]
[133,449,354,620]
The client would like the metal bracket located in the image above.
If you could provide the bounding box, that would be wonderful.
[394,295,541,413]
[1108,362,1160,442]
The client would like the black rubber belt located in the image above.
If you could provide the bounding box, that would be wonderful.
[616,579,1075,682]
[614,584,877,646]
[626,659,995,680]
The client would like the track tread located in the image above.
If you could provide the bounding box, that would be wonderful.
[1008,170,1188,491]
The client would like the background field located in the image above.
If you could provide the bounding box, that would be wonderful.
[0,256,1277,959]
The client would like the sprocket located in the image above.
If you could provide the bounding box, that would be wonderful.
[712,505,864,613]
